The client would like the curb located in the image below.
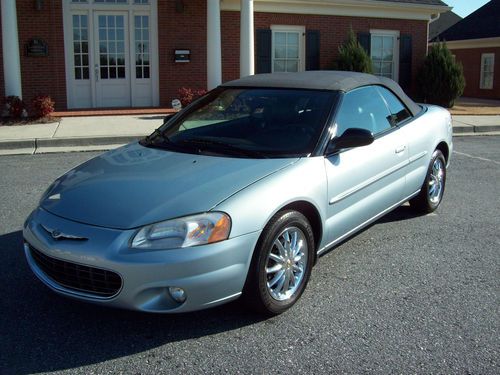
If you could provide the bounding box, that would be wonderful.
[1,128,499,156]
[0,135,146,156]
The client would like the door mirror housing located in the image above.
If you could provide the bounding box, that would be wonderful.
[326,128,374,155]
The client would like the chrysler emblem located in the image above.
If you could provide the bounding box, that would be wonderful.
[40,225,88,241]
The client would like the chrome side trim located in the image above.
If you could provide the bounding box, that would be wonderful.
[203,292,242,306]
[409,150,428,164]
[329,160,409,205]
[24,243,121,301]
[319,190,421,256]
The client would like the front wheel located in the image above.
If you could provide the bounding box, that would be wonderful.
[243,210,314,315]
[410,149,447,213]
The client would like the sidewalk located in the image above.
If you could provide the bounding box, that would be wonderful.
[0,114,499,156]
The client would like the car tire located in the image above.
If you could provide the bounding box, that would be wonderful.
[409,149,447,213]
[243,210,314,315]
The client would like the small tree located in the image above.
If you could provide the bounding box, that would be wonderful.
[336,28,373,74]
[417,42,465,108]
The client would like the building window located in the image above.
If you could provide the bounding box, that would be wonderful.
[370,30,399,81]
[72,15,89,80]
[135,16,150,79]
[271,26,305,73]
[480,53,495,90]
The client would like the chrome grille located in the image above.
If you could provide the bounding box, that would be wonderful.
[28,244,122,298]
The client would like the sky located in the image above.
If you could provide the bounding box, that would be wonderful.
[443,0,490,18]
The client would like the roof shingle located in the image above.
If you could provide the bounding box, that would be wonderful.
[436,0,500,41]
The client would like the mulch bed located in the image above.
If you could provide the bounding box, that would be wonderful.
[0,116,61,126]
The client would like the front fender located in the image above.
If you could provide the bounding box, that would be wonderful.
[214,157,327,245]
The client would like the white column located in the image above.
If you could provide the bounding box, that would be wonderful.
[207,0,222,90]
[240,0,254,77]
[1,0,22,98]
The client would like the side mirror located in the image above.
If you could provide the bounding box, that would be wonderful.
[327,128,374,154]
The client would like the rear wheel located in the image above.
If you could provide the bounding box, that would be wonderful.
[244,210,314,315]
[410,149,446,213]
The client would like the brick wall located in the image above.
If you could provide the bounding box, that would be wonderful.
[15,0,66,111]
[451,47,500,100]
[157,0,207,107]
[221,11,428,95]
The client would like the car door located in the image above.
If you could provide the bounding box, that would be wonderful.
[322,86,409,248]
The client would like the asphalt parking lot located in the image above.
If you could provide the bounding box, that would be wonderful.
[0,136,498,374]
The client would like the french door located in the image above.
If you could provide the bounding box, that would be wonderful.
[64,1,158,109]
[94,12,131,107]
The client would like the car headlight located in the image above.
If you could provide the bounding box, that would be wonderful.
[131,212,231,250]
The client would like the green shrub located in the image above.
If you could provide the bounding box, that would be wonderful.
[336,28,373,74]
[416,42,465,108]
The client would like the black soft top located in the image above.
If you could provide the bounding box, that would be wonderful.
[221,71,421,116]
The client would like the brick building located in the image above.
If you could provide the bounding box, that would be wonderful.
[435,0,500,100]
[1,0,448,112]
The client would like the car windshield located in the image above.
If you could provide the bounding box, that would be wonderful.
[142,88,337,158]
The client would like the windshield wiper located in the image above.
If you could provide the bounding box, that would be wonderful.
[178,138,268,158]
[142,128,170,145]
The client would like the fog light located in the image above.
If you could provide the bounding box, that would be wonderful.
[168,287,186,303]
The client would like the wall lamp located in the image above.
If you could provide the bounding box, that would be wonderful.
[35,0,44,11]
[175,0,185,13]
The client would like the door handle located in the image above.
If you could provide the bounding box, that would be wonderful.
[395,145,406,154]
[95,64,99,81]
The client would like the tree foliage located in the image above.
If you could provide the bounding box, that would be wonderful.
[416,42,465,108]
[337,28,373,74]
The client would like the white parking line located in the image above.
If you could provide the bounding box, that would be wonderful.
[453,151,500,166]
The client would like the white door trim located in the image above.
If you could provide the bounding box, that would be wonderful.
[62,0,159,109]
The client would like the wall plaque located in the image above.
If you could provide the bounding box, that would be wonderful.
[26,38,48,57]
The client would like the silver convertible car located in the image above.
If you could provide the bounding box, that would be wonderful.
[23,71,452,315]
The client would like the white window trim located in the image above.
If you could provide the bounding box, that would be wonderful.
[270,25,306,73]
[480,53,495,90]
[370,29,400,82]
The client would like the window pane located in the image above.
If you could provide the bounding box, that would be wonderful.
[383,36,393,51]
[336,86,392,136]
[274,32,286,45]
[371,36,382,59]
[72,15,89,80]
[274,60,286,72]
[275,45,286,59]
[287,32,299,45]
[287,45,299,59]
[286,60,298,72]
[382,62,392,75]
[377,86,411,125]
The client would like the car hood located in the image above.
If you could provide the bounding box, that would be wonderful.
[40,142,297,229]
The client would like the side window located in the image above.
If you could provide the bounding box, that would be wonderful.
[335,86,393,137]
[377,86,412,125]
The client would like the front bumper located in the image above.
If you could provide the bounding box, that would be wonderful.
[23,208,261,313]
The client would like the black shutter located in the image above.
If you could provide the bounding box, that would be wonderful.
[256,29,272,74]
[357,32,371,55]
[399,35,412,90]
[306,30,320,71]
